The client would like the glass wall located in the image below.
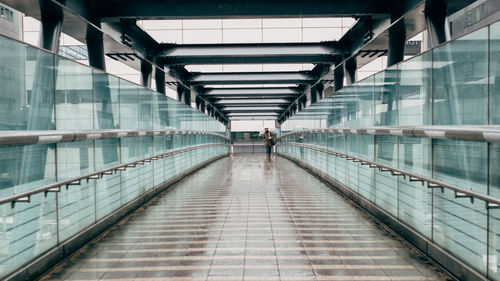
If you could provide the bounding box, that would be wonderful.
[0,33,228,280]
[281,23,496,132]
[279,21,500,280]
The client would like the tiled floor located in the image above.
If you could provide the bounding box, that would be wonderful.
[42,155,451,281]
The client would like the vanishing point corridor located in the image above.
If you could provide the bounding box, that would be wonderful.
[41,155,450,281]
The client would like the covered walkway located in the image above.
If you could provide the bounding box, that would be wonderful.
[41,155,448,281]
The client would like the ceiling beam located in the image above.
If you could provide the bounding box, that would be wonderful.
[202,87,302,96]
[157,42,343,65]
[188,72,316,85]
[95,0,406,19]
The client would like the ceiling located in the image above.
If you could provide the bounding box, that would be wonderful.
[2,0,476,124]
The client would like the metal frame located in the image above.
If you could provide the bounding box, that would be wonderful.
[0,129,230,146]
[279,142,500,209]
[279,152,487,281]
[3,152,227,281]
[157,42,342,65]
[188,71,316,85]
[278,125,500,143]
[1,143,229,207]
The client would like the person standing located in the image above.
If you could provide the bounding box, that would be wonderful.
[263,128,274,158]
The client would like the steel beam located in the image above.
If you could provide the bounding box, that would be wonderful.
[203,87,301,97]
[213,99,290,104]
[154,62,166,94]
[344,57,357,85]
[425,0,448,48]
[141,58,153,88]
[96,0,405,19]
[86,24,106,71]
[157,42,342,65]
[189,72,316,85]
[39,0,64,52]
[387,16,406,67]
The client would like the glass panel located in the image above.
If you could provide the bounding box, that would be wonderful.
[93,71,120,130]
[120,137,141,203]
[491,22,500,125]
[358,135,375,201]
[433,27,488,125]
[153,136,166,186]
[334,134,345,184]
[344,86,358,128]
[95,139,121,220]
[139,89,153,129]
[0,144,56,198]
[346,134,358,192]
[0,192,57,280]
[328,91,346,128]
[153,92,170,129]
[433,190,487,274]
[55,58,94,130]
[119,79,139,130]
[375,136,398,216]
[489,143,500,278]
[139,136,154,192]
[356,76,374,127]
[56,140,95,241]
[399,137,432,237]
[433,139,488,195]
[398,51,432,125]
[0,41,55,130]
[375,66,398,126]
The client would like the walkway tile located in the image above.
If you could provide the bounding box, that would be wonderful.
[41,155,450,281]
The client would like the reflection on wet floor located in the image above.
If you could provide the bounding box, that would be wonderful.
[41,155,451,281]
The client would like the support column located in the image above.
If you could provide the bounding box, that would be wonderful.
[141,58,153,88]
[86,21,106,71]
[344,57,357,85]
[184,90,191,106]
[333,63,344,92]
[39,0,64,52]
[387,16,406,67]
[316,83,324,100]
[425,0,448,48]
[310,86,317,104]
[154,62,166,94]
[177,84,184,102]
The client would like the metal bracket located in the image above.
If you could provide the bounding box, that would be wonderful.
[66,180,81,190]
[11,195,31,208]
[455,191,474,204]
[101,170,113,177]
[409,176,425,185]
[391,171,406,179]
[487,202,500,209]
[44,186,61,197]
[427,182,444,192]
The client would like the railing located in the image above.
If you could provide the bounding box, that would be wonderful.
[278,126,499,281]
[0,32,229,280]
[277,18,500,281]
[0,130,229,280]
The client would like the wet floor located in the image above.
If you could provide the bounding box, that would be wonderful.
[41,155,451,281]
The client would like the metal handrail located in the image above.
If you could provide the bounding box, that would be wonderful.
[0,143,228,207]
[278,142,500,209]
[0,129,230,146]
[277,125,500,143]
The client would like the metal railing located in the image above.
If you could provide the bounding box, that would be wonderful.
[0,129,229,146]
[279,125,500,143]
[278,142,500,209]
[0,143,227,207]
